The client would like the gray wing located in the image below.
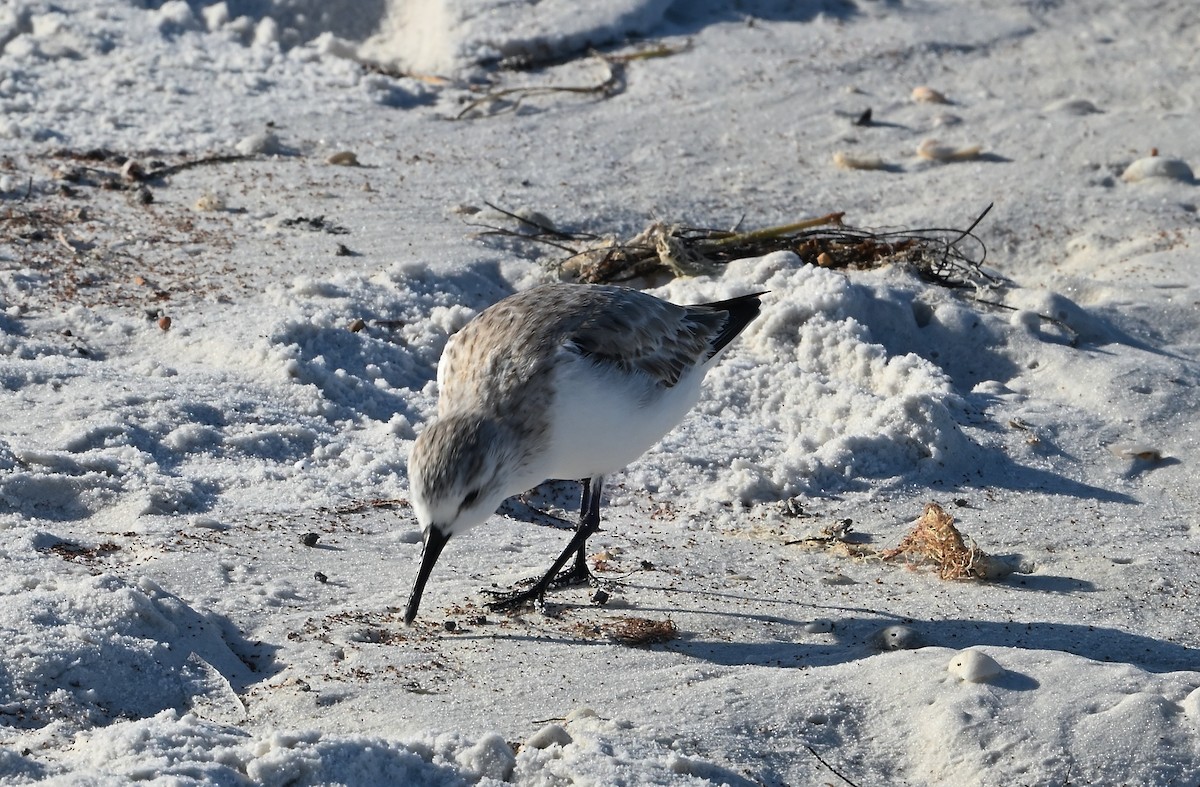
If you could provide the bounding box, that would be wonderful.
[569,289,763,388]
[436,285,763,415]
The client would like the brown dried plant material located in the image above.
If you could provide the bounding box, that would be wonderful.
[604,617,678,647]
[469,202,996,292]
[880,502,1006,579]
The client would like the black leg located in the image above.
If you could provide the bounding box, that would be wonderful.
[486,476,603,612]
[559,476,602,586]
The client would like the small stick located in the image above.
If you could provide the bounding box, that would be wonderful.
[455,60,623,119]
[482,201,578,238]
[603,41,691,64]
[147,154,250,179]
[700,212,846,249]
[954,202,994,245]
[471,227,582,255]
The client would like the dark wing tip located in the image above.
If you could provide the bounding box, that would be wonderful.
[694,291,766,358]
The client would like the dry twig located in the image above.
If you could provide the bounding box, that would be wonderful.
[469,203,998,291]
[455,58,625,119]
[454,42,688,120]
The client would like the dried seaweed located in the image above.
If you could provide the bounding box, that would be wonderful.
[470,203,998,291]
[797,502,1015,581]
[604,616,678,646]
[879,502,994,579]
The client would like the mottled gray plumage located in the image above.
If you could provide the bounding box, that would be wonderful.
[404,283,763,623]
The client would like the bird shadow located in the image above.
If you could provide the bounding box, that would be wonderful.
[454,594,1195,676]
[659,608,1198,674]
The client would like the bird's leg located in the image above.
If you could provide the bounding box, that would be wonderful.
[553,476,604,588]
[486,476,604,612]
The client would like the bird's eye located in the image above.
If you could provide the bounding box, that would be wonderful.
[460,489,480,509]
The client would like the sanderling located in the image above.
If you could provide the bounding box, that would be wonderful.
[404,283,763,623]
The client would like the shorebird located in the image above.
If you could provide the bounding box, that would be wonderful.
[404,283,763,623]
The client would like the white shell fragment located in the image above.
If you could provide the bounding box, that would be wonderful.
[874,624,921,651]
[912,86,949,104]
[1108,442,1163,462]
[833,151,888,170]
[194,192,226,212]
[969,552,1025,580]
[917,138,983,162]
[525,722,573,749]
[948,648,1004,682]
[1121,157,1194,184]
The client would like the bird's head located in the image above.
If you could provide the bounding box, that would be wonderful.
[408,412,517,539]
[404,412,518,623]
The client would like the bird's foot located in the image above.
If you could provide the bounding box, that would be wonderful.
[483,568,609,614]
[483,583,549,613]
[547,562,599,590]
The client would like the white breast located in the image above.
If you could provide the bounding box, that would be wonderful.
[530,350,708,484]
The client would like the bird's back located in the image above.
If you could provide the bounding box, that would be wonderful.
[436,284,761,417]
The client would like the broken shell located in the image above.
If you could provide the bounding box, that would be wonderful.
[1121,156,1194,184]
[912,86,949,104]
[833,151,888,170]
[326,150,360,166]
[917,139,983,162]
[1108,443,1163,462]
[194,192,225,211]
[948,649,1003,682]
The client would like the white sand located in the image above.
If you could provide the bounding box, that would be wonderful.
[1,0,1198,784]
